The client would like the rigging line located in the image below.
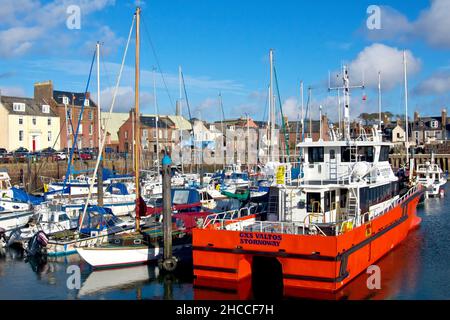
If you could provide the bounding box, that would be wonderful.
[62,48,97,195]
[303,87,311,143]
[79,13,136,233]
[262,85,269,123]
[141,16,176,112]
[273,66,290,157]
[180,70,193,122]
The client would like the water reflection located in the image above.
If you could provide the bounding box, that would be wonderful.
[0,184,449,299]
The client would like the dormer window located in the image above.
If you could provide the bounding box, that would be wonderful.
[42,104,50,113]
[13,102,26,112]
[430,120,439,129]
[84,99,90,107]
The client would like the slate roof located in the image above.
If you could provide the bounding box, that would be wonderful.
[411,116,448,131]
[140,115,174,129]
[53,90,97,107]
[0,95,58,117]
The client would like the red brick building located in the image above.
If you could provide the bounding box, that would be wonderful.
[34,80,100,150]
[118,110,175,156]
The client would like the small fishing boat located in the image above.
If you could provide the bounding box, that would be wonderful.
[7,204,79,247]
[415,161,447,198]
[27,206,137,256]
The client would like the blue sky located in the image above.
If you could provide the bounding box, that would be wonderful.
[1,0,450,123]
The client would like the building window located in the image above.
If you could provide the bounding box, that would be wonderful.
[48,131,52,142]
[19,117,23,125]
[143,129,148,138]
[90,139,93,148]
[48,117,51,126]
[32,117,37,126]
[89,111,93,120]
[125,131,128,139]
[13,102,26,112]
[89,124,93,135]
[78,124,83,134]
[42,105,50,113]
[19,130,24,142]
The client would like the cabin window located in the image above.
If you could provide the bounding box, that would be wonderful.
[379,146,390,162]
[324,192,331,212]
[330,150,336,160]
[308,147,324,164]
[358,146,374,162]
[341,147,352,162]
[340,189,348,209]
[306,192,321,213]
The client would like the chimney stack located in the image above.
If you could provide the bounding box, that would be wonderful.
[34,80,53,102]
[414,111,419,122]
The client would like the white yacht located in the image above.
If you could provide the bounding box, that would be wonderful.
[415,161,447,198]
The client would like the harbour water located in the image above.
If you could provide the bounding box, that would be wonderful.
[1,184,450,300]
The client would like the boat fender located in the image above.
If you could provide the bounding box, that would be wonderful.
[159,256,178,272]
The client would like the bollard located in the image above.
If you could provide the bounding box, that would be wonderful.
[159,152,177,272]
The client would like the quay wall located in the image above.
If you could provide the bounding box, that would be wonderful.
[389,154,450,173]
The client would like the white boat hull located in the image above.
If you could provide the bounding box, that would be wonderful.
[77,246,160,268]
[77,244,188,268]
[0,210,34,232]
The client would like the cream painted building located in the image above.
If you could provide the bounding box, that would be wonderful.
[0,95,61,151]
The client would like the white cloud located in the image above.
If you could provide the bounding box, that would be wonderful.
[91,86,153,113]
[415,71,450,95]
[27,58,246,95]
[346,44,421,90]
[415,0,450,48]
[364,1,450,49]
[0,86,27,97]
[0,0,116,58]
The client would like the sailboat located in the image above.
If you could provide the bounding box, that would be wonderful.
[76,7,207,269]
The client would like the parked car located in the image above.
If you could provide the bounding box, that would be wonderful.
[40,147,56,158]
[0,148,7,157]
[79,152,93,160]
[53,151,67,161]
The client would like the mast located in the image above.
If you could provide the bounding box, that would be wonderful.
[378,71,382,127]
[153,67,160,175]
[134,6,141,231]
[178,65,184,174]
[269,49,275,162]
[300,81,304,142]
[96,41,104,207]
[308,87,312,139]
[319,105,323,141]
[337,87,341,138]
[403,51,410,166]
[343,65,351,140]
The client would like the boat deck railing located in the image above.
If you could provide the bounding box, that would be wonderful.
[202,206,260,229]
[201,184,422,236]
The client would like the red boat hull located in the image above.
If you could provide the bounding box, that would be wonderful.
[193,188,423,293]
